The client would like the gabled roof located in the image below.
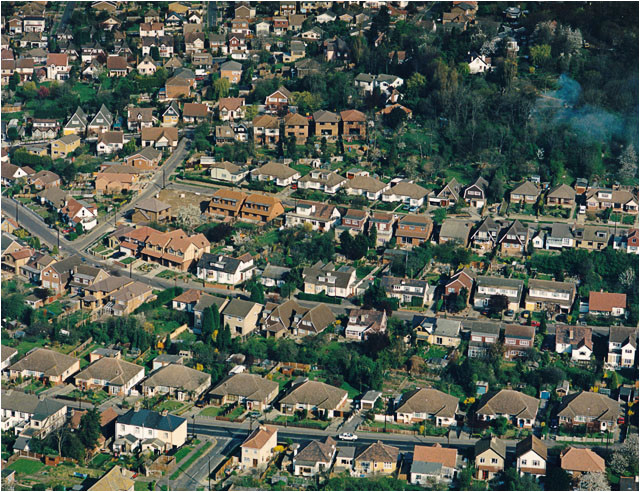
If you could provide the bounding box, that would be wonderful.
[135,198,171,213]
[511,181,540,196]
[609,326,637,348]
[143,364,210,392]
[589,291,627,311]
[547,183,576,200]
[515,435,547,460]
[413,443,457,469]
[295,437,336,464]
[557,391,619,422]
[355,440,399,464]
[183,103,208,117]
[75,357,143,386]
[313,109,340,123]
[210,372,279,402]
[383,181,428,200]
[475,436,506,459]
[242,425,277,449]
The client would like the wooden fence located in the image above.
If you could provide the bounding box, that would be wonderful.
[69,337,93,357]
[10,451,77,465]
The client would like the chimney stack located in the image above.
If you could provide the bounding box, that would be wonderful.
[161,409,168,417]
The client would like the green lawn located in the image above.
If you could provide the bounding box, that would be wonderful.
[5,339,47,358]
[356,265,374,279]
[173,445,194,464]
[134,480,154,491]
[120,257,136,265]
[72,82,97,103]
[291,163,312,176]
[154,399,184,412]
[199,406,223,417]
[8,458,45,475]
[170,442,212,480]
[340,381,360,399]
[273,415,331,429]
[90,453,112,469]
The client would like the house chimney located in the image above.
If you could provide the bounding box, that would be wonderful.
[569,328,574,340]
[161,409,168,417]
[134,400,141,411]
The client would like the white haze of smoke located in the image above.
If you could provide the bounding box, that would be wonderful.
[534,74,624,141]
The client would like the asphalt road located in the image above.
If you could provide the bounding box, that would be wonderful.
[172,437,238,490]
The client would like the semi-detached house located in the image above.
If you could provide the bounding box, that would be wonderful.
[115,409,187,451]
[303,262,357,298]
[8,348,80,385]
[74,357,145,396]
[474,276,524,311]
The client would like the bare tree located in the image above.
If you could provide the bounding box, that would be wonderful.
[619,267,636,289]
[578,472,610,491]
[609,434,638,475]
[175,205,203,233]
[618,145,638,180]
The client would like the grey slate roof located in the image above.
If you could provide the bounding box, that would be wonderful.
[117,409,186,432]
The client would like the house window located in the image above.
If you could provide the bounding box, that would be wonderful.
[479,458,485,464]
[491,458,498,464]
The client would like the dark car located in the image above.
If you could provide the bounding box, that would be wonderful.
[195,399,207,408]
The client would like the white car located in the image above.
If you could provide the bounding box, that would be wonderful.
[338,433,358,441]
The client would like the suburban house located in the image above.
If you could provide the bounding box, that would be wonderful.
[313,110,340,142]
[474,276,524,311]
[251,162,300,187]
[463,177,489,208]
[293,437,337,477]
[50,134,81,158]
[510,181,540,204]
[87,466,135,492]
[127,107,154,131]
[557,391,620,431]
[428,178,461,208]
[606,326,637,369]
[560,447,606,476]
[555,325,593,362]
[468,321,500,358]
[340,109,367,141]
[60,198,98,231]
[132,198,171,224]
[353,441,399,477]
[63,106,89,135]
[142,364,211,401]
[546,183,576,208]
[262,299,336,338]
[588,291,627,317]
[395,214,433,248]
[417,318,461,347]
[395,388,459,427]
[381,276,432,306]
[240,425,277,470]
[209,162,249,184]
[283,112,310,144]
[382,181,428,207]
[106,55,129,76]
[334,208,368,237]
[97,131,125,154]
[265,86,293,114]
[118,226,210,271]
[182,102,209,124]
[115,409,187,451]
[260,265,291,289]
[474,437,506,480]
[525,279,577,314]
[439,219,473,246]
[165,76,192,99]
[285,200,341,232]
[302,262,357,298]
[192,294,229,331]
[220,60,243,84]
[239,194,285,223]
[297,169,346,194]
[344,174,390,200]
[410,444,458,485]
[8,348,80,384]
[40,255,83,293]
[574,225,612,251]
[222,299,263,339]
[162,101,181,125]
[516,435,547,478]
[369,212,396,246]
[196,252,255,286]
[468,52,492,73]
[475,389,539,428]
[586,188,638,214]
[1,346,18,371]
[279,380,348,418]
[209,373,279,411]
[503,324,535,360]
[498,220,530,255]
[1,390,67,438]
[252,114,280,148]
[543,223,576,250]
[74,357,145,396]
[445,268,475,300]
[218,97,246,121]
[141,127,179,148]
[207,188,247,218]
[345,309,387,341]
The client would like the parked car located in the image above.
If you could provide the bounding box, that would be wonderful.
[338,433,358,441]
[521,310,530,319]
[195,399,207,408]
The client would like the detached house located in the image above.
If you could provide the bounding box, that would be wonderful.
[516,435,547,478]
[344,174,389,200]
[395,214,433,248]
[162,101,180,126]
[279,380,348,418]
[382,181,428,207]
[411,444,458,485]
[106,55,128,77]
[606,326,637,370]
[510,181,540,205]
[395,388,459,427]
[141,127,178,149]
[97,131,125,155]
[555,325,593,362]
[45,53,70,81]
[382,276,432,306]
[142,364,210,401]
[51,134,81,159]
[557,391,619,431]
[63,107,89,135]
[313,110,340,142]
[127,107,154,132]
[293,437,337,477]
[209,373,279,411]
[61,198,98,230]
[560,447,606,476]
[303,262,357,298]
[218,97,245,121]
[589,291,627,317]
[251,162,300,187]
[240,426,277,470]
[498,220,530,256]
[220,60,243,84]
[340,109,367,141]
[546,183,576,208]
[575,225,612,251]
[503,324,535,360]
[88,104,114,134]
[8,348,80,384]
[222,299,264,338]
[265,86,293,114]
[263,299,335,338]
[354,441,399,477]
[586,188,638,214]
[285,200,341,232]
[429,178,462,208]
[474,437,506,480]
[75,357,145,396]
[297,169,345,194]
[252,114,280,148]
[196,252,255,286]
[463,177,489,209]
[345,309,387,341]
[370,212,396,246]
[476,389,539,429]
[182,102,209,124]
[525,279,577,313]
[283,112,309,144]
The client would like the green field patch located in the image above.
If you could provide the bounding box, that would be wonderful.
[8,458,45,475]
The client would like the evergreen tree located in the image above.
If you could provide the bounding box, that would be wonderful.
[78,408,101,451]
[249,281,265,303]
[201,307,214,344]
